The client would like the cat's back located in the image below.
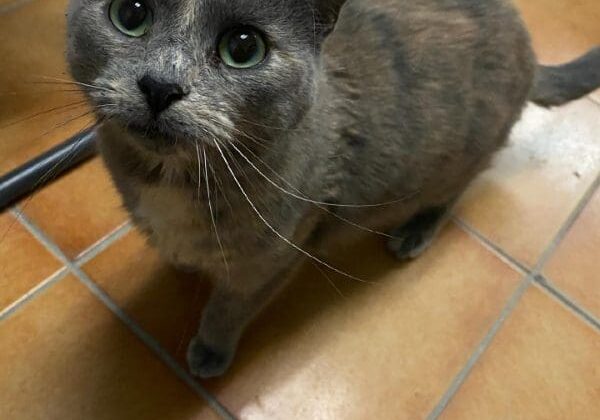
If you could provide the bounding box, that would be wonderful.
[324,0,535,144]
[334,0,526,40]
[328,0,534,90]
[318,0,536,205]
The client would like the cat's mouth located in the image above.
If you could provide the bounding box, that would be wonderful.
[125,120,181,152]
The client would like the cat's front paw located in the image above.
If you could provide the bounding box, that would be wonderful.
[387,229,433,260]
[187,336,234,378]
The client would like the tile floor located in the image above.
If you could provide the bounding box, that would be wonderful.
[1,0,599,419]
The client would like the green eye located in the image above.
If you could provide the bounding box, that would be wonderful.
[218,27,267,69]
[109,0,152,37]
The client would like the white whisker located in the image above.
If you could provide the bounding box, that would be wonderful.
[214,139,374,285]
[207,159,234,215]
[196,141,230,281]
[208,118,419,209]
[32,76,113,93]
[309,261,347,299]
[231,139,397,239]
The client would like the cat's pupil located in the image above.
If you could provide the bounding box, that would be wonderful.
[228,30,259,63]
[118,0,147,30]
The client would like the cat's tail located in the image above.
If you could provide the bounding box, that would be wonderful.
[529,46,600,107]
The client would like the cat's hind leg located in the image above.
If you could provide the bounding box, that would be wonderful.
[387,205,452,260]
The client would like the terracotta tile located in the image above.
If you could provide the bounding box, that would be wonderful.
[456,99,600,267]
[513,0,600,103]
[545,189,600,319]
[0,211,62,313]
[210,225,524,419]
[0,275,219,419]
[514,0,600,64]
[82,229,212,364]
[84,222,522,418]
[0,0,93,174]
[21,158,128,259]
[0,0,44,6]
[441,285,600,420]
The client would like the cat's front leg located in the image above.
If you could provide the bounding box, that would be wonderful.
[187,263,295,378]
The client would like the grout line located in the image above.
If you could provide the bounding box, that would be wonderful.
[0,267,69,321]
[72,268,236,420]
[426,276,533,420]
[75,221,133,266]
[531,173,600,274]
[11,209,75,267]
[452,217,530,276]
[535,275,600,331]
[429,172,600,419]
[12,210,236,420]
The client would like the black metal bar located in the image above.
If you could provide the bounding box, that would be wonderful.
[0,129,98,211]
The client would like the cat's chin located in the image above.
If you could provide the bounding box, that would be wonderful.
[124,122,184,154]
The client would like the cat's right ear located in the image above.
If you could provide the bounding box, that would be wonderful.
[313,0,348,38]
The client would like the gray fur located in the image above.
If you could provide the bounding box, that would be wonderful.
[66,0,600,377]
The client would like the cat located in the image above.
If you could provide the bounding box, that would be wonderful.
[66,0,600,378]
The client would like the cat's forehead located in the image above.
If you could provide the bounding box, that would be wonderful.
[152,0,304,23]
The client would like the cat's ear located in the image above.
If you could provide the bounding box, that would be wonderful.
[313,0,348,37]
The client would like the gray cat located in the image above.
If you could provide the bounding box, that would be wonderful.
[66,0,600,378]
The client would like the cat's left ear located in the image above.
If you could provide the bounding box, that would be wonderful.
[313,0,348,37]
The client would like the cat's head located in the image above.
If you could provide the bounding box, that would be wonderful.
[66,0,346,153]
